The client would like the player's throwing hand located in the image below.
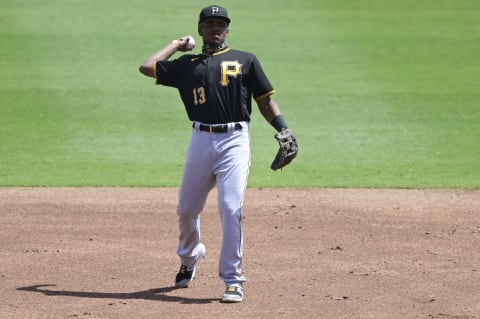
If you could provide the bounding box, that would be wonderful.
[176,35,196,52]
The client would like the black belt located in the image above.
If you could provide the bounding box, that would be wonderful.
[194,123,243,133]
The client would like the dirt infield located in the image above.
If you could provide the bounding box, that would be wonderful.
[1,187,480,318]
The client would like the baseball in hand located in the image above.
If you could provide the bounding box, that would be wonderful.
[186,35,196,50]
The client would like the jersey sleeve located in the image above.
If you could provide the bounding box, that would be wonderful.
[154,60,180,87]
[248,55,275,101]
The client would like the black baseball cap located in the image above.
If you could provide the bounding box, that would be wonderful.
[198,5,230,25]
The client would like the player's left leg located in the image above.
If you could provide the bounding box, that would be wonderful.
[213,128,250,290]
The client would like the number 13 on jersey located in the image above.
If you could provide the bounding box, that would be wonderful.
[193,87,206,105]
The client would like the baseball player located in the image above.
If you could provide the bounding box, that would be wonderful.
[139,4,297,303]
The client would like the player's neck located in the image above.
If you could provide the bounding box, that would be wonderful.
[202,43,228,55]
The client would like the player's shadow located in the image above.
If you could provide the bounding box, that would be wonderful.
[17,284,219,304]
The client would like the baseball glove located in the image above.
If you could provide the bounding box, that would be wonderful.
[271,128,298,170]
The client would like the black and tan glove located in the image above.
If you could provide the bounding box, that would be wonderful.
[271,128,298,170]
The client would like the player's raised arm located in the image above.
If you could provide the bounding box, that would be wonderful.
[139,36,195,78]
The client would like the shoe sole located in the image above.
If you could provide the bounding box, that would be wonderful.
[175,243,205,288]
[221,295,243,303]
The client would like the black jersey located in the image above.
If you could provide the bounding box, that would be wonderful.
[154,48,274,124]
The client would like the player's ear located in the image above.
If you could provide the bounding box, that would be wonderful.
[198,24,203,36]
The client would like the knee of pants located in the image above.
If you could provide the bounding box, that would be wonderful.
[218,200,243,220]
[177,200,205,219]
[177,187,211,219]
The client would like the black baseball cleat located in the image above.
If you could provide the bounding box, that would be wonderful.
[175,243,205,288]
[175,265,195,288]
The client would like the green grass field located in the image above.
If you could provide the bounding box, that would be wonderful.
[1,0,479,188]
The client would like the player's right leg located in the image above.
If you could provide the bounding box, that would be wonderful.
[175,130,215,287]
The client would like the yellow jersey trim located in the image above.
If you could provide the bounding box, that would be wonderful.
[254,90,275,102]
[201,48,231,57]
[212,48,231,56]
